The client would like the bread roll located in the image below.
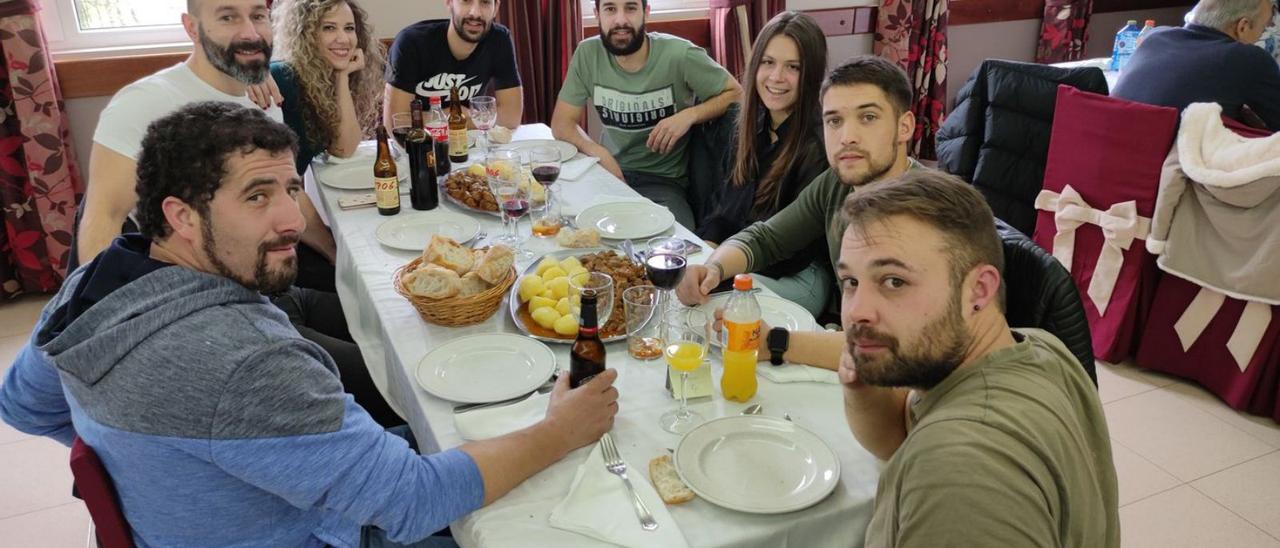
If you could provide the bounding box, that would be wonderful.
[458,272,490,297]
[648,455,695,505]
[556,228,601,249]
[405,265,461,299]
[476,245,514,284]
[424,235,474,275]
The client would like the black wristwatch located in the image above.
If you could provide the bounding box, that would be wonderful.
[767,327,789,366]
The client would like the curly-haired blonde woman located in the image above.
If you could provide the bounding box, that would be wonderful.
[270,0,386,176]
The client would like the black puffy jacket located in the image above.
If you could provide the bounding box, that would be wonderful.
[937,60,1109,234]
[998,218,1096,385]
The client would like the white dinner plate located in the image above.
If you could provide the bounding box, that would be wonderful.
[491,139,578,162]
[374,210,481,251]
[674,415,841,514]
[314,157,409,190]
[699,293,818,347]
[414,334,557,404]
[575,202,675,240]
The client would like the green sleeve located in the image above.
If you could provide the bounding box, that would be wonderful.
[725,171,832,271]
[557,47,591,107]
[682,45,733,101]
[893,424,1059,548]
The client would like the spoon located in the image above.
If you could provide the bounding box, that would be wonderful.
[741,404,763,416]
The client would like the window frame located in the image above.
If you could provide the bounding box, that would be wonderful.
[41,0,191,58]
[581,0,710,26]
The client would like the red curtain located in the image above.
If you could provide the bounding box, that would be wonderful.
[709,0,785,80]
[0,0,84,298]
[1036,0,1093,63]
[497,0,582,124]
[874,0,949,161]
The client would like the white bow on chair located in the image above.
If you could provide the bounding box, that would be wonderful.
[1034,185,1153,316]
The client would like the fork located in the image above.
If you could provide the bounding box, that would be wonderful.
[469,230,489,249]
[600,433,659,531]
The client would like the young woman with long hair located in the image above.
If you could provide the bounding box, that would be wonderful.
[270,0,386,176]
[697,11,832,315]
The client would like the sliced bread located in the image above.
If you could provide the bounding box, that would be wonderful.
[405,265,461,299]
[648,455,695,505]
[423,235,474,275]
[458,272,490,297]
[476,245,514,284]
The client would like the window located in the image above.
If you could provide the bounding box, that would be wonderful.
[41,0,189,55]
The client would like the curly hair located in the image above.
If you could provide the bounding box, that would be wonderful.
[136,102,299,240]
[272,0,386,148]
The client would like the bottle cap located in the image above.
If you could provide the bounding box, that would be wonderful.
[1144,19,1155,25]
[1127,19,1137,24]
[733,274,753,291]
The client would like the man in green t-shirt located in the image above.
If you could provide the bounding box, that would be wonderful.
[551,0,741,228]
[836,171,1120,547]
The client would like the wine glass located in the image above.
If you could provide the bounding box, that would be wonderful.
[470,96,497,152]
[529,146,562,237]
[569,271,614,327]
[645,238,688,316]
[660,308,709,434]
[486,161,534,262]
[388,113,411,159]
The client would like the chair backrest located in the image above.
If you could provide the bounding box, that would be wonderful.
[998,219,1098,385]
[70,437,135,548]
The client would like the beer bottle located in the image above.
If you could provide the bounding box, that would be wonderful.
[374,126,400,216]
[448,86,469,164]
[407,99,438,211]
[570,289,607,388]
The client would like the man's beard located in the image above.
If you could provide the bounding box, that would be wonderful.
[837,139,899,187]
[846,290,972,390]
[452,14,491,43]
[201,217,298,295]
[601,22,646,56]
[198,24,271,85]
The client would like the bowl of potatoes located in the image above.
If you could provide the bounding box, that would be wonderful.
[508,248,646,343]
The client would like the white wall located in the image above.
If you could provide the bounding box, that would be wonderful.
[63,1,449,179]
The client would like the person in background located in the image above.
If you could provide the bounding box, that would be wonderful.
[0,102,620,548]
[1114,0,1280,130]
[551,0,742,229]
[270,0,386,177]
[695,11,831,316]
[383,0,523,130]
[833,170,1119,547]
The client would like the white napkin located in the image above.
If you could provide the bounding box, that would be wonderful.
[560,156,600,181]
[549,443,689,548]
[453,392,549,441]
[759,363,840,384]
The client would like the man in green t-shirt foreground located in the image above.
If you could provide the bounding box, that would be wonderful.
[838,170,1119,546]
[551,0,742,228]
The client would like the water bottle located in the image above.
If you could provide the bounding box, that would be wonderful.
[1136,19,1156,48]
[1110,20,1141,71]
[720,274,761,402]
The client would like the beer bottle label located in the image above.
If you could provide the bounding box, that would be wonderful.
[375,176,400,209]
[449,128,468,156]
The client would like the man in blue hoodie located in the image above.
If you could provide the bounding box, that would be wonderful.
[0,102,620,547]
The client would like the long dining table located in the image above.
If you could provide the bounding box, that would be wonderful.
[309,124,883,547]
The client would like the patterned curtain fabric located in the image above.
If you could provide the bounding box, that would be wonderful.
[0,2,84,299]
[498,0,582,124]
[874,0,948,161]
[1035,0,1093,63]
[708,0,785,80]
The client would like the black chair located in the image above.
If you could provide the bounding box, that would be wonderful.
[998,219,1097,385]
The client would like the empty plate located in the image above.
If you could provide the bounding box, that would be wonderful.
[576,202,675,240]
[375,210,481,251]
[415,334,557,403]
[492,139,578,162]
[675,415,841,514]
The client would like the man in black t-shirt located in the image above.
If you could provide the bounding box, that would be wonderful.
[383,0,523,129]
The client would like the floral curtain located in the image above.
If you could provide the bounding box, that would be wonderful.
[1035,0,1093,63]
[874,0,948,160]
[709,0,786,80]
[497,0,582,124]
[0,0,83,299]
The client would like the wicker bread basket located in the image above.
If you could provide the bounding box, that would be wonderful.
[393,256,516,327]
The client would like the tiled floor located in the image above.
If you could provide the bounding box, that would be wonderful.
[1,294,1278,546]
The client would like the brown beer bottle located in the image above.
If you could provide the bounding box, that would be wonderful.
[570,289,607,388]
[448,86,469,164]
[374,126,400,216]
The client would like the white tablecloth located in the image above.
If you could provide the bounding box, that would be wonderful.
[311,124,882,548]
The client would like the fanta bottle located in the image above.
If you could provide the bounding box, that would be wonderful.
[721,275,761,402]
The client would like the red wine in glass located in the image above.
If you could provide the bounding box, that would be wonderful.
[645,253,687,290]
[532,165,560,185]
[502,198,530,220]
[391,127,410,149]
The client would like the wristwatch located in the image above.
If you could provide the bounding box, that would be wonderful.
[767,327,789,366]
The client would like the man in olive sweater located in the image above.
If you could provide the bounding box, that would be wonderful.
[676,55,921,370]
